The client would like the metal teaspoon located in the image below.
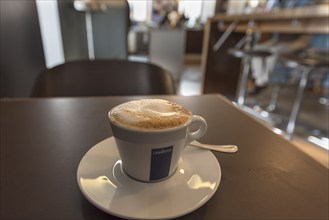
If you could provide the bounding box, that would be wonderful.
[190,141,238,153]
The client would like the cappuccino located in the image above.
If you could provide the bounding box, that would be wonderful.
[109,99,192,130]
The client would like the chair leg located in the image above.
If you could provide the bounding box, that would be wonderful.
[286,66,311,140]
[236,57,251,106]
[267,85,281,112]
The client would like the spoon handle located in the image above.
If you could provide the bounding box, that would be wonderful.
[190,141,238,153]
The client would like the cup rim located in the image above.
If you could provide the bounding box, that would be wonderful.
[108,113,193,133]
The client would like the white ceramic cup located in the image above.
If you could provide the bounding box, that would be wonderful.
[108,99,207,182]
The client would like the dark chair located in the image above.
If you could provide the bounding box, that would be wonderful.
[31,59,176,97]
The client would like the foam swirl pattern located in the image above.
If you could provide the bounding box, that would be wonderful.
[109,99,192,130]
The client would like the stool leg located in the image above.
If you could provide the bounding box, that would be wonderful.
[236,56,251,106]
[267,85,281,112]
[286,66,311,139]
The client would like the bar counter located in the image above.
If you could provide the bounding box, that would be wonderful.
[201,4,329,95]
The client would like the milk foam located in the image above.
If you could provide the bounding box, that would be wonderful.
[109,99,192,130]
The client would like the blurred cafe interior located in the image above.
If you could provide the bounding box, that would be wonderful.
[1,0,328,165]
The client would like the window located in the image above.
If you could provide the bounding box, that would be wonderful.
[127,0,215,27]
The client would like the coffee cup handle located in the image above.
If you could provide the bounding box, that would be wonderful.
[186,115,207,145]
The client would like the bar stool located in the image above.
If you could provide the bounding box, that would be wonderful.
[228,48,273,106]
[280,53,329,139]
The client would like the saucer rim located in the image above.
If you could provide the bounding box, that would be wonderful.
[77,137,221,219]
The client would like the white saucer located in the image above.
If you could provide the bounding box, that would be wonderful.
[77,137,221,219]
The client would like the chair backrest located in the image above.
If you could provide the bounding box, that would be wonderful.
[31,59,176,97]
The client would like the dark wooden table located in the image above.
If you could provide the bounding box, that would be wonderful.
[1,94,328,220]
